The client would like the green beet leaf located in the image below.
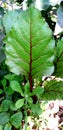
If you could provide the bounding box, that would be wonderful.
[42,80,63,100]
[4,6,55,81]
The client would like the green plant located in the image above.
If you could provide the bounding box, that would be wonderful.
[0,0,63,129]
[3,5,63,98]
[0,74,44,129]
[4,6,55,92]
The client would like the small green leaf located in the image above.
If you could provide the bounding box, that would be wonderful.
[10,103,18,111]
[6,87,14,95]
[31,103,42,116]
[33,86,44,98]
[10,80,24,96]
[15,98,24,109]
[2,79,7,88]
[27,97,33,104]
[0,112,10,125]
[0,100,12,112]
[4,74,16,80]
[10,112,22,128]
[4,123,12,130]
[24,82,30,93]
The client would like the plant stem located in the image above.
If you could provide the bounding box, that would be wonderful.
[24,99,28,130]
[29,75,33,92]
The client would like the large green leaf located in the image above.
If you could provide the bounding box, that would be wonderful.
[54,38,63,78]
[4,6,55,79]
[42,80,63,100]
